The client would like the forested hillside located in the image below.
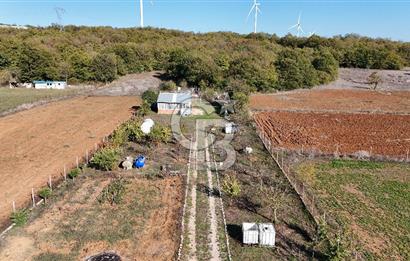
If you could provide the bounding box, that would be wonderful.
[0,26,409,93]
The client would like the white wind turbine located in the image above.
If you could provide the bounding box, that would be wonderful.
[139,0,153,28]
[247,0,261,34]
[289,12,304,37]
[308,30,316,37]
[54,7,66,31]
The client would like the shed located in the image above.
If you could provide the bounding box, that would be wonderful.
[258,223,275,247]
[33,80,67,90]
[242,223,259,245]
[157,91,192,116]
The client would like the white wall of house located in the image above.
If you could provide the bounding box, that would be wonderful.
[34,82,66,90]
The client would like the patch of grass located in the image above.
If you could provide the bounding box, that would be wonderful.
[98,178,129,205]
[10,209,29,227]
[0,88,78,114]
[328,159,383,170]
[306,160,410,260]
[33,252,71,261]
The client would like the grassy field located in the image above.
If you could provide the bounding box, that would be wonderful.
[296,159,410,260]
[0,88,78,114]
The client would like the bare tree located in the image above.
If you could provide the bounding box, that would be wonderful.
[367,72,382,90]
[258,179,289,223]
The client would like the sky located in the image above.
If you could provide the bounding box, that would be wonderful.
[0,0,409,41]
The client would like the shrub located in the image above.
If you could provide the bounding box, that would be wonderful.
[148,124,172,144]
[90,147,120,171]
[141,89,158,104]
[125,119,144,142]
[68,168,81,179]
[136,101,151,117]
[160,81,177,91]
[10,209,29,226]
[232,91,249,112]
[98,178,129,205]
[222,175,241,197]
[39,187,52,203]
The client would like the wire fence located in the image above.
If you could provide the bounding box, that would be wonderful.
[256,128,324,225]
[0,135,111,239]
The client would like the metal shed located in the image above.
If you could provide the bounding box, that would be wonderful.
[259,223,276,247]
[157,91,192,116]
[242,222,259,245]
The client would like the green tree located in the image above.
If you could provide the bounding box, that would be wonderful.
[312,48,339,84]
[91,53,118,83]
[141,89,158,104]
[275,48,319,90]
[17,45,58,82]
[90,147,120,171]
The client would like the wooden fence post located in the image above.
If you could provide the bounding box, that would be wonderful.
[76,156,79,168]
[32,188,35,207]
[12,201,15,213]
[49,175,52,190]
[63,164,67,181]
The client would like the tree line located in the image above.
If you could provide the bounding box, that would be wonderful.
[0,26,408,92]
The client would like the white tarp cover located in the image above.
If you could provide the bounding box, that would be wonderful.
[141,119,154,134]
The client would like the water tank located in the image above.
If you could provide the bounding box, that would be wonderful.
[259,223,275,247]
[242,223,259,245]
[140,118,155,134]
[133,156,146,169]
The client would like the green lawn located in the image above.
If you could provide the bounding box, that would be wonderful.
[298,159,410,260]
[0,88,78,114]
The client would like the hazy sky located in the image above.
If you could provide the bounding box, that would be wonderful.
[1,0,409,41]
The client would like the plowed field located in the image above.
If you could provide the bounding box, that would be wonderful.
[0,96,138,226]
[250,89,410,114]
[254,111,410,158]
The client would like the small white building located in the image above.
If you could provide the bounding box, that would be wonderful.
[242,223,259,245]
[259,223,276,247]
[33,81,67,90]
[157,91,192,116]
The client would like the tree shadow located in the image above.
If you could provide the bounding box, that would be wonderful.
[285,221,313,242]
[227,224,242,244]
[276,233,326,260]
[197,183,221,198]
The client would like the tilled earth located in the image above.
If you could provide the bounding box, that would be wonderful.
[250,89,410,114]
[254,111,410,159]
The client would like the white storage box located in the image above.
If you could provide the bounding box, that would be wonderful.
[259,223,275,247]
[242,223,259,245]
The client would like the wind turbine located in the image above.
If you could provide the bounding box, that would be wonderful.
[139,0,153,28]
[247,0,261,34]
[308,31,316,37]
[54,7,66,31]
[289,12,304,37]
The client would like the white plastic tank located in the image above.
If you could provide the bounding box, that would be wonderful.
[259,223,275,247]
[140,118,155,134]
[242,223,259,245]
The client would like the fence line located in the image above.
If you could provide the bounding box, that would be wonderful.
[256,128,323,225]
[0,134,109,239]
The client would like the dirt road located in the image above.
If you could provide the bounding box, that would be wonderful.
[0,96,138,226]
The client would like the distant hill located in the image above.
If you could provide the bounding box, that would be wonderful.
[0,26,409,92]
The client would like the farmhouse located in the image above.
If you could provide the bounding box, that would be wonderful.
[157,91,192,115]
[33,80,67,90]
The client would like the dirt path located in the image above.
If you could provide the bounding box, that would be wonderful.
[204,136,221,261]
[0,96,138,227]
[186,123,198,260]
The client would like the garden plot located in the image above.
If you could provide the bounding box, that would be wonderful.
[254,111,410,160]
[250,89,410,114]
[0,174,183,261]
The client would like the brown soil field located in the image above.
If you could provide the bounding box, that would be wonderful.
[250,89,410,114]
[0,96,138,226]
[254,111,410,159]
[0,175,183,261]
